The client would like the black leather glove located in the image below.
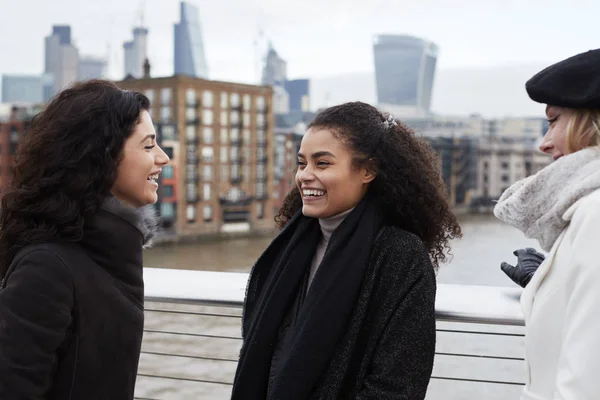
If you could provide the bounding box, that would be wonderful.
[501,248,545,288]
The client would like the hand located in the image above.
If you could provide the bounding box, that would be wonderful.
[501,248,545,288]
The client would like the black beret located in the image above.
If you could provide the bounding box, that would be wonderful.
[525,49,600,109]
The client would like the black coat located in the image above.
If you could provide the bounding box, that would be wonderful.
[310,227,436,399]
[0,197,158,400]
[239,224,437,399]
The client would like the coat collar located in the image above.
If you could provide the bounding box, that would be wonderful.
[99,196,160,248]
[79,197,160,303]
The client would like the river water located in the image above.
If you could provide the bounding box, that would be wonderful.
[143,214,539,286]
[136,214,539,399]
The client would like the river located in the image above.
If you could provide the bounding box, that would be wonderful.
[143,214,540,286]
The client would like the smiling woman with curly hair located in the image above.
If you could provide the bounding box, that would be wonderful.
[232,101,462,400]
[0,80,170,399]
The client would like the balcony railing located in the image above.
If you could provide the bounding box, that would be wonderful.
[135,268,526,400]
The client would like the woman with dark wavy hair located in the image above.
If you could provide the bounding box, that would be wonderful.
[0,80,169,399]
[232,101,461,399]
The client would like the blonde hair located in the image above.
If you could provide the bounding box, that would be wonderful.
[566,109,600,153]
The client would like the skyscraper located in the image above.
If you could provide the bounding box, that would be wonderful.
[44,25,79,100]
[261,42,289,114]
[79,56,107,81]
[284,79,310,112]
[373,34,438,116]
[174,1,209,78]
[123,27,148,79]
[261,42,287,86]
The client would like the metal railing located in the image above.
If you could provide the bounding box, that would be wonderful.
[134,268,526,400]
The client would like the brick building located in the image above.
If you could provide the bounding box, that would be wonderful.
[118,75,276,237]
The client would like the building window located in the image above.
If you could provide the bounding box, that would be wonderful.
[256,113,265,127]
[256,163,266,179]
[256,182,265,198]
[203,165,212,181]
[243,147,250,161]
[162,165,174,178]
[243,129,251,143]
[186,88,197,106]
[230,146,239,161]
[243,165,250,182]
[203,127,213,144]
[221,165,229,181]
[230,128,240,142]
[501,162,509,169]
[186,183,197,202]
[231,93,240,108]
[164,146,174,159]
[144,89,155,104]
[186,204,196,222]
[256,96,265,111]
[231,111,240,125]
[221,111,228,126]
[160,203,174,218]
[256,203,264,219]
[220,92,228,108]
[220,128,228,144]
[243,112,250,127]
[186,145,197,163]
[160,88,171,105]
[257,129,266,141]
[203,205,213,222]
[186,125,196,141]
[243,94,251,110]
[160,106,171,122]
[161,125,176,141]
[501,174,509,183]
[231,164,240,180]
[257,147,265,160]
[186,164,198,181]
[220,147,228,163]
[203,183,211,201]
[202,147,214,163]
[162,185,174,197]
[186,107,197,122]
[203,109,213,125]
[202,90,213,107]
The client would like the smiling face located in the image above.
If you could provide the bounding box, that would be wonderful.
[111,110,170,207]
[295,127,375,219]
[539,106,576,160]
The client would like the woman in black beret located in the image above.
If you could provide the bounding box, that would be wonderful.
[494,49,600,400]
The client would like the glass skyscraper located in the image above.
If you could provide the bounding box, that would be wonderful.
[174,1,209,79]
[373,35,438,113]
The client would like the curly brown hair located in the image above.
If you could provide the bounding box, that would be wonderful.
[0,80,149,278]
[275,102,462,268]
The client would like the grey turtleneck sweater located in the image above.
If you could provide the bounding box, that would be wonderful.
[307,208,354,290]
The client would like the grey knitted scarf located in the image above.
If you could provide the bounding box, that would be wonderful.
[493,146,600,252]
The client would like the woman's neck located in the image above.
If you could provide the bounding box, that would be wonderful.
[318,208,354,243]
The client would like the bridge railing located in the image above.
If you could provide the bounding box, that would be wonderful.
[135,268,526,400]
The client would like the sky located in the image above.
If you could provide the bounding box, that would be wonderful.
[0,0,598,116]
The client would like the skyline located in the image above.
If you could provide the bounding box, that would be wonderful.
[0,0,597,116]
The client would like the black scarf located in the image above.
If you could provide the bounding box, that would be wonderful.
[231,193,385,400]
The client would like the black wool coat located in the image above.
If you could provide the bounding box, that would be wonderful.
[242,226,437,400]
[0,197,158,400]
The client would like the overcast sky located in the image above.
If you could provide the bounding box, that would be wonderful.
[0,0,598,115]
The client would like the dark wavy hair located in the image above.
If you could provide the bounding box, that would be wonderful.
[275,102,462,268]
[0,80,150,278]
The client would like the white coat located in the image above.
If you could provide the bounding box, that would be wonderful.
[520,188,600,399]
